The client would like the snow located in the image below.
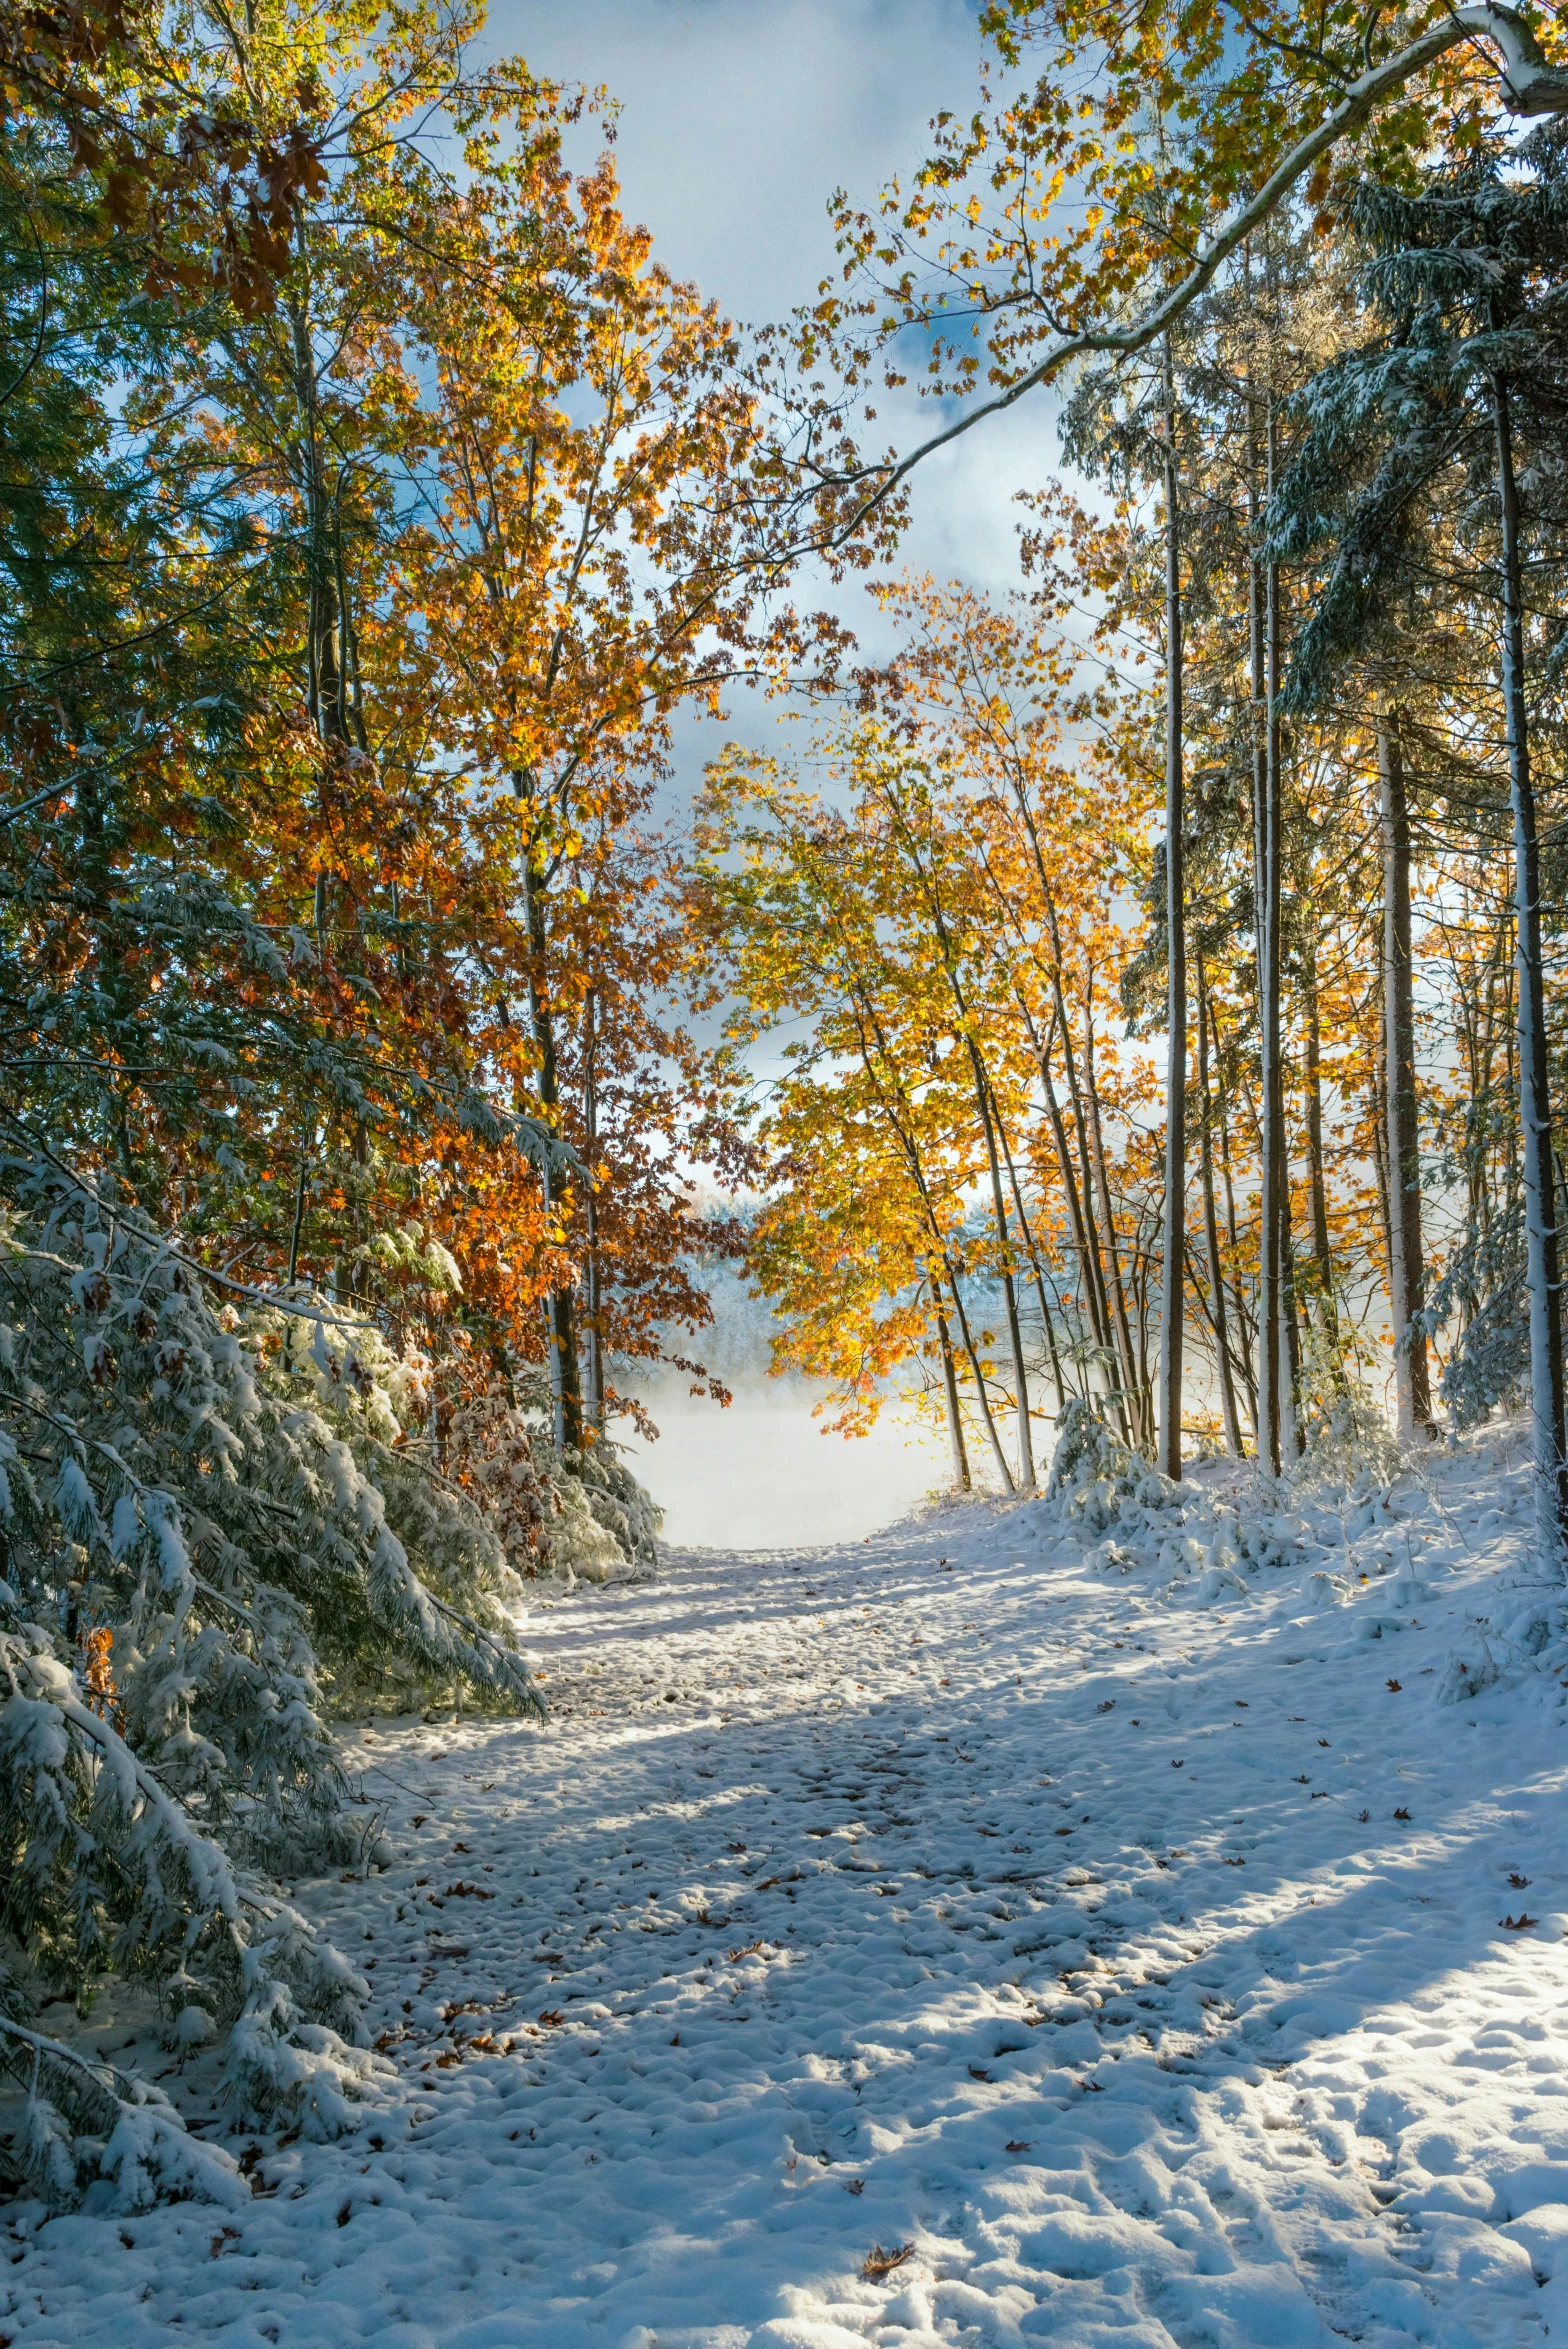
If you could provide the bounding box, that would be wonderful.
[11,1424,1568,2347]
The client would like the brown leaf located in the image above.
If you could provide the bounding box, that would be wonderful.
[862,2242,915,2281]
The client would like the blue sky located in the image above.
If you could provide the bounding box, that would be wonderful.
[483,0,1065,796]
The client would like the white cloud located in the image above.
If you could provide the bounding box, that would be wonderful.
[480,0,1091,803]
[483,0,982,323]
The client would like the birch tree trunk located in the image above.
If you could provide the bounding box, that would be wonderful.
[1157,332,1187,1480]
[1492,371,1568,1559]
[1378,715,1433,1443]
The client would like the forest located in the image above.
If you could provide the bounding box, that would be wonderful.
[1,0,1568,2333]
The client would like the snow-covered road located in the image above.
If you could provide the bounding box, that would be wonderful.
[14,1433,1568,2348]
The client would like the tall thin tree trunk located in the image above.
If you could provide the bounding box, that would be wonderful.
[1302,960,1337,1343]
[1157,333,1187,1481]
[517,818,584,1454]
[1369,1061,1395,1309]
[850,988,1015,1493]
[943,1248,1015,1494]
[1493,371,1568,1557]
[1197,956,1243,1454]
[969,1045,1034,1486]
[582,985,605,1433]
[1282,1209,1304,1458]
[929,1271,972,1492]
[991,1086,1075,1411]
[1252,407,1284,1473]
[1210,995,1260,1436]
[1379,715,1433,1443]
[288,1143,310,1288]
[1039,971,1125,1425]
[1083,1005,1146,1447]
[1026,1002,1125,1432]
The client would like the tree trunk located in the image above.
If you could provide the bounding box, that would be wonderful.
[517,823,584,1454]
[1282,1209,1304,1458]
[850,989,1015,1493]
[1026,1002,1126,1434]
[582,986,605,1433]
[991,1083,1076,1411]
[1157,333,1187,1481]
[1379,715,1433,1443]
[1207,990,1260,1435]
[1302,955,1337,1342]
[943,1246,1015,1493]
[1493,371,1568,1559]
[1252,406,1285,1473]
[1038,975,1126,1427]
[930,1270,972,1492]
[1196,956,1244,1454]
[969,1043,1034,1486]
[1083,1000,1147,1447]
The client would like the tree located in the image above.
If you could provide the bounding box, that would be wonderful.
[1274,138,1568,1552]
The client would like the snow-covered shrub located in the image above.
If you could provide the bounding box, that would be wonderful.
[1294,1355,1400,1481]
[444,1379,661,1583]
[1044,1397,1178,1536]
[560,1435,662,1576]
[0,1167,547,2205]
[1042,1399,1308,1587]
[1436,1642,1502,1704]
[1422,1204,1530,1430]
[0,1991,252,2213]
[446,1382,555,1579]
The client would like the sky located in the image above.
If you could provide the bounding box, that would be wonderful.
[482,0,1066,797]
[474,4,1073,1533]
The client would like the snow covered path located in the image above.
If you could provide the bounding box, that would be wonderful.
[15,1436,1568,2348]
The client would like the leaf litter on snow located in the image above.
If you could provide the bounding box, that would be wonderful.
[6,1416,1568,2347]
